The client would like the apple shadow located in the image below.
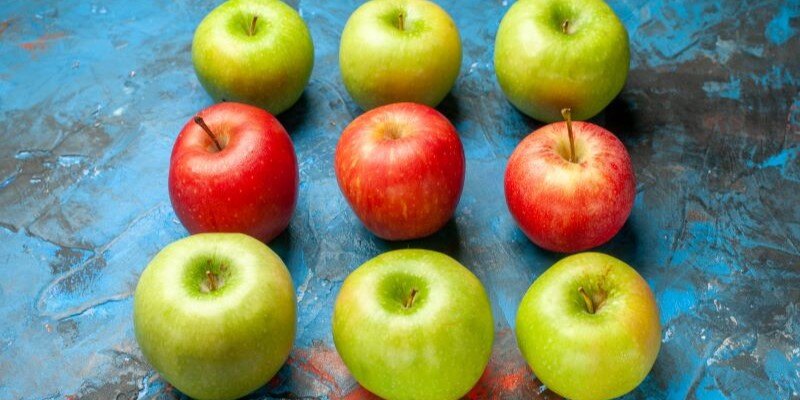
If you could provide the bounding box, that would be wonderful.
[595,219,643,269]
[591,95,642,142]
[380,219,464,262]
[518,236,570,276]
[277,92,311,135]
[436,92,462,124]
[268,226,294,264]
[512,217,641,277]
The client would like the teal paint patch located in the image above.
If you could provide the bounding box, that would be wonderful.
[658,287,699,324]
[764,349,800,397]
[702,78,742,100]
[760,148,795,168]
[765,3,799,45]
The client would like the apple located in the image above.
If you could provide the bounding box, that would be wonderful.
[133,233,296,400]
[339,0,461,110]
[504,109,635,252]
[334,102,465,240]
[333,249,493,400]
[192,0,314,115]
[169,102,298,243]
[494,0,630,122]
[516,252,661,400]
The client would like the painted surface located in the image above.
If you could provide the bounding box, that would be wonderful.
[0,0,798,398]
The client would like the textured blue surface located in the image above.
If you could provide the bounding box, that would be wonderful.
[0,0,799,399]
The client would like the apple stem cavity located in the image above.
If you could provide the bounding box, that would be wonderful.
[578,287,595,314]
[404,288,418,309]
[206,270,219,292]
[561,108,576,163]
[193,116,223,152]
[248,15,258,36]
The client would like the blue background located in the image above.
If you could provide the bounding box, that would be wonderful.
[0,0,798,398]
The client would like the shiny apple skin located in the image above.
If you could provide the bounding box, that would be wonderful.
[494,0,630,122]
[516,252,661,400]
[168,102,298,243]
[192,0,314,115]
[339,0,462,110]
[133,233,296,400]
[332,249,494,400]
[334,103,465,240]
[504,121,635,252]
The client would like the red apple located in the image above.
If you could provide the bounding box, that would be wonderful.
[504,109,635,253]
[334,102,465,240]
[169,102,298,243]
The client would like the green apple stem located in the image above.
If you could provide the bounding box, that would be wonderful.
[398,12,405,31]
[562,20,569,34]
[193,116,223,152]
[561,108,576,163]
[248,15,258,36]
[578,287,595,314]
[206,270,219,292]
[404,288,418,309]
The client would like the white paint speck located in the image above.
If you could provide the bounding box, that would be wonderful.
[663,325,674,342]
[715,37,736,63]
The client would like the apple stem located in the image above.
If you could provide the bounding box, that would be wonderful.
[562,20,569,34]
[248,15,258,36]
[404,288,418,309]
[193,116,223,152]
[561,108,576,163]
[398,12,405,31]
[206,270,218,292]
[578,287,595,314]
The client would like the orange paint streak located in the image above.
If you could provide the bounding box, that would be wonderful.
[286,335,557,400]
[288,343,384,400]
[464,328,561,399]
[290,344,349,395]
[340,385,381,400]
[19,32,67,51]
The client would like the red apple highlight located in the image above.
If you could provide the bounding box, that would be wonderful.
[504,109,635,252]
[169,102,298,243]
[335,102,465,240]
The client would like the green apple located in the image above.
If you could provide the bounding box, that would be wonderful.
[494,0,629,122]
[333,249,493,400]
[133,233,296,400]
[192,0,314,115]
[516,252,661,400]
[339,0,462,110]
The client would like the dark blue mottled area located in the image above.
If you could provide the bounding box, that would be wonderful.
[0,0,798,399]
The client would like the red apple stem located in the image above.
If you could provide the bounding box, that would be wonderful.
[248,15,258,36]
[193,116,223,152]
[578,287,595,314]
[561,108,576,163]
[404,288,418,309]
[206,270,218,292]
[398,12,405,31]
